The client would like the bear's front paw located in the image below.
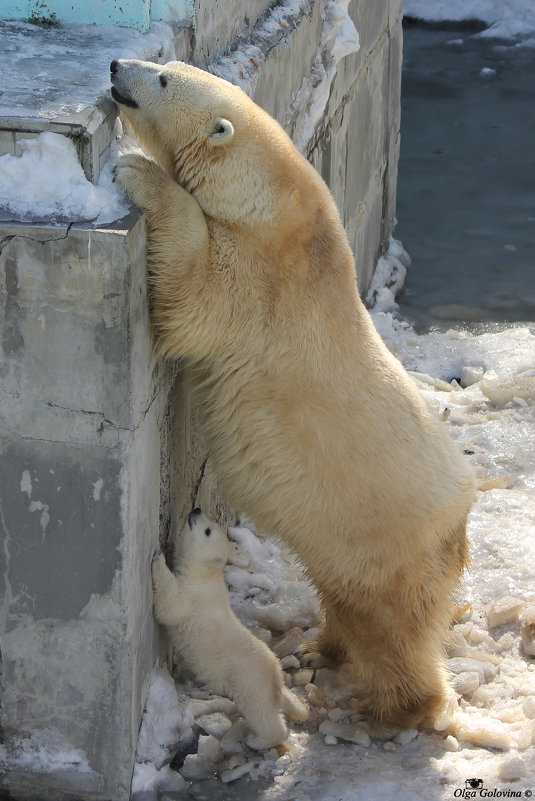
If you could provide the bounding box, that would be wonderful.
[113,152,165,209]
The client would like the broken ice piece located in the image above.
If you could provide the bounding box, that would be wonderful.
[318,720,371,747]
[498,756,527,781]
[392,728,418,746]
[451,711,511,751]
[487,597,526,628]
[195,712,233,739]
[519,605,535,656]
[221,761,256,783]
[197,734,222,763]
[480,376,535,405]
[461,365,484,388]
[180,753,217,780]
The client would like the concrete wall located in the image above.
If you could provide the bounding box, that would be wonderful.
[0,2,402,799]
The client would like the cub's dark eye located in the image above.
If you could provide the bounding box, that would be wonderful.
[159,74,168,88]
[205,528,211,537]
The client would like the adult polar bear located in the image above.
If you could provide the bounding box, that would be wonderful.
[111,59,475,727]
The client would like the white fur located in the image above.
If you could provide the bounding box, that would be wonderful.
[151,510,307,750]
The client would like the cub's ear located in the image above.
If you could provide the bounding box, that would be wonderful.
[209,117,234,145]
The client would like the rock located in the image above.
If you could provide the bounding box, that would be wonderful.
[180,753,216,780]
[197,734,222,763]
[324,735,337,746]
[520,605,535,656]
[443,735,459,752]
[305,683,326,707]
[221,761,256,783]
[195,712,233,739]
[383,741,397,752]
[498,757,527,781]
[487,597,526,628]
[273,627,306,658]
[461,365,485,388]
[318,720,371,747]
[393,729,418,746]
[451,671,480,696]
[292,668,314,687]
[451,712,511,751]
[280,654,300,670]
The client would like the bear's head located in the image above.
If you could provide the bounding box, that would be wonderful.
[178,507,230,570]
[110,58,305,225]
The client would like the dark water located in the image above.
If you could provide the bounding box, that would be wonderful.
[395,20,535,333]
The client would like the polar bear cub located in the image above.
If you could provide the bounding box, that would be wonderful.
[151,508,308,750]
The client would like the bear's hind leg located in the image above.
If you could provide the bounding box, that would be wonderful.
[298,600,349,668]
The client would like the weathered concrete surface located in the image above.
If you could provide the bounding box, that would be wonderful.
[0,216,173,799]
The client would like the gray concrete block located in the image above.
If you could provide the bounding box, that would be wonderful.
[0,215,172,800]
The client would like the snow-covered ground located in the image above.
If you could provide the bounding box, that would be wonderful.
[132,239,535,800]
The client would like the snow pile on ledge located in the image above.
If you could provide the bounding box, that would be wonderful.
[403,0,535,42]
[0,129,130,225]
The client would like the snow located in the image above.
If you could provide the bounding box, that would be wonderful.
[0,127,130,224]
[403,0,535,44]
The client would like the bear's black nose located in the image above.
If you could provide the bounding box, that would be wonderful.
[188,508,202,528]
[110,60,118,74]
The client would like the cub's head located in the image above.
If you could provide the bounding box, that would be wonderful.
[110,58,300,224]
[178,508,229,570]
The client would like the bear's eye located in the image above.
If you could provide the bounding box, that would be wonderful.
[205,528,211,537]
[159,74,168,88]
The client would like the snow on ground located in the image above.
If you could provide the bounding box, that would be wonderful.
[403,0,535,44]
[132,240,535,800]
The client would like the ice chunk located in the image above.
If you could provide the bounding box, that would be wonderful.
[180,753,216,780]
[451,671,480,696]
[318,720,370,747]
[498,756,526,781]
[392,729,418,746]
[447,657,498,683]
[221,762,256,783]
[480,377,535,406]
[487,597,526,628]
[451,711,511,751]
[461,365,485,387]
[195,712,233,739]
[197,734,222,763]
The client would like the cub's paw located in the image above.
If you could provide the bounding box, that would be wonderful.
[113,152,165,208]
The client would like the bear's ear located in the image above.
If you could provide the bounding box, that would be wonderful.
[209,117,234,145]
